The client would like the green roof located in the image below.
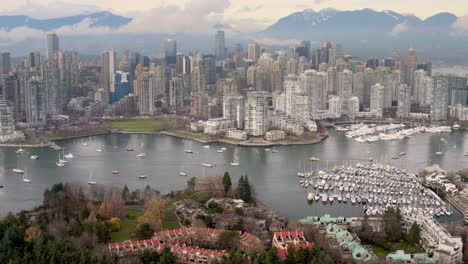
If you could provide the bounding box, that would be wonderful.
[326,224,374,262]
[387,250,436,264]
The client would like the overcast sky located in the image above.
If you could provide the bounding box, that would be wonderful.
[1,0,468,32]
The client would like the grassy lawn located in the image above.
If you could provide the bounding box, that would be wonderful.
[400,241,424,254]
[110,208,144,242]
[110,119,176,133]
[166,130,203,140]
[372,245,390,257]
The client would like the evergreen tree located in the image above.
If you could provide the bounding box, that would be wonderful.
[407,221,421,245]
[383,207,404,242]
[122,185,130,202]
[222,172,232,195]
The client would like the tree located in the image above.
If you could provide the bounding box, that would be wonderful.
[359,213,373,242]
[159,246,176,264]
[218,231,240,249]
[285,246,297,264]
[80,207,90,221]
[407,221,421,246]
[136,223,154,240]
[222,172,232,195]
[98,200,116,219]
[138,198,165,230]
[108,218,122,232]
[187,177,197,192]
[382,207,404,242]
[122,185,130,203]
[25,226,42,242]
[238,175,253,203]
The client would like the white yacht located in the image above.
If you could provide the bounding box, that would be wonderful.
[30,155,38,160]
[221,147,227,151]
[23,169,31,183]
[139,174,148,179]
[64,153,74,159]
[265,148,270,151]
[13,168,24,174]
[185,150,193,153]
[217,149,224,153]
[96,147,103,152]
[88,171,96,185]
[271,146,278,153]
[112,170,119,174]
[203,145,210,149]
[137,153,146,158]
[309,157,320,161]
[452,123,460,130]
[179,172,187,176]
[230,162,240,166]
[435,151,443,156]
[16,144,26,154]
[82,142,88,146]
[201,163,216,168]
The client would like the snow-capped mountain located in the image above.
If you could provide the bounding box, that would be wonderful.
[0,11,131,31]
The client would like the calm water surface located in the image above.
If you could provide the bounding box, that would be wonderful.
[1,130,467,221]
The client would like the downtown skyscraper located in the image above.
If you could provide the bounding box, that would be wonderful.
[46,33,59,61]
[101,50,117,104]
[214,30,226,60]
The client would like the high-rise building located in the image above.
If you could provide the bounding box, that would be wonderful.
[223,95,244,129]
[101,50,117,104]
[60,50,79,102]
[352,72,365,108]
[247,43,261,62]
[397,84,411,118]
[337,69,353,102]
[414,69,428,105]
[301,70,327,114]
[46,33,59,61]
[112,71,132,103]
[370,83,384,116]
[0,99,15,135]
[191,65,206,94]
[27,52,41,70]
[431,75,449,121]
[214,30,226,60]
[138,72,155,115]
[169,75,188,113]
[244,91,268,136]
[25,76,46,125]
[446,74,468,106]
[0,52,11,75]
[328,96,341,117]
[164,39,177,64]
[42,58,61,115]
[363,68,375,108]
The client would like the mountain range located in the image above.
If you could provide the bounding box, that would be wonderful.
[0,11,131,30]
[0,9,467,64]
[261,8,459,37]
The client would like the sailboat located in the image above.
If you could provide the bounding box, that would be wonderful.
[82,142,88,146]
[271,146,278,153]
[64,152,74,159]
[96,146,103,152]
[23,169,31,183]
[435,141,443,156]
[59,152,68,163]
[87,171,96,185]
[16,143,26,154]
[179,163,188,176]
[56,154,65,167]
[13,156,24,174]
[126,143,134,151]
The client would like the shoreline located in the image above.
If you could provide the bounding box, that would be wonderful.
[160,131,327,147]
[0,131,111,148]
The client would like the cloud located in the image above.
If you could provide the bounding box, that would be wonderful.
[237,5,263,13]
[389,22,409,36]
[452,13,468,35]
[252,37,302,46]
[0,1,102,19]
[118,0,230,34]
[0,0,234,45]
